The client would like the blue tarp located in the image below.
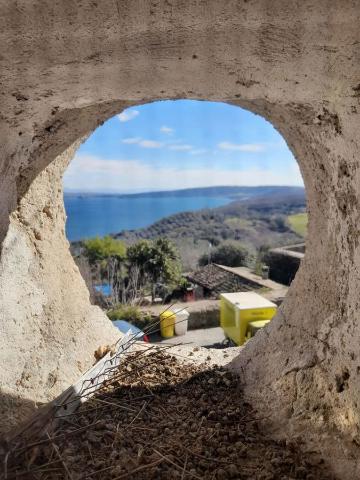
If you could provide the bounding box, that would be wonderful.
[94,283,112,297]
[112,319,144,338]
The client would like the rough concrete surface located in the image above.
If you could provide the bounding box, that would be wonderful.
[0,1,360,477]
[159,327,226,347]
[0,141,120,430]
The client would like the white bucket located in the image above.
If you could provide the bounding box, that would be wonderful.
[174,308,189,336]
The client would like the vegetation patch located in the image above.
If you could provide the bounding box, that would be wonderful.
[198,241,251,267]
[224,217,253,229]
[288,213,308,237]
[78,236,182,306]
[70,190,307,308]
[114,191,306,270]
[107,304,153,330]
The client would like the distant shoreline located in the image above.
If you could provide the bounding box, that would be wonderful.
[69,186,306,272]
[64,192,233,242]
[64,185,305,199]
[65,186,306,243]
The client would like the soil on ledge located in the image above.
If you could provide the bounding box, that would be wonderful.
[5,349,333,479]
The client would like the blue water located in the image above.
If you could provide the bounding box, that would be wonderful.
[64,194,231,241]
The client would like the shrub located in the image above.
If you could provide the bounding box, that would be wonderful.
[198,241,250,267]
[107,304,152,330]
[268,215,287,232]
[127,238,181,301]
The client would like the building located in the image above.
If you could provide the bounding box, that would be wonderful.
[264,243,305,285]
[185,263,262,299]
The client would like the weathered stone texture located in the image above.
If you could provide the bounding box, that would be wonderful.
[0,1,360,476]
[0,141,120,429]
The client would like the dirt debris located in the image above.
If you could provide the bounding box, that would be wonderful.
[94,344,117,362]
[4,350,333,479]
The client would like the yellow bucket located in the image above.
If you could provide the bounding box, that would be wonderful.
[160,310,175,338]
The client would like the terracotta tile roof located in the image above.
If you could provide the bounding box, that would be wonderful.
[185,263,259,295]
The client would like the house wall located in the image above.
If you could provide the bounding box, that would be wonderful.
[265,250,303,285]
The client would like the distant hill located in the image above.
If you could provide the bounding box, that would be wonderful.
[220,188,306,214]
[65,185,305,200]
[116,185,305,200]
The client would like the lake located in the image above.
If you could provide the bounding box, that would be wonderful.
[64,194,231,241]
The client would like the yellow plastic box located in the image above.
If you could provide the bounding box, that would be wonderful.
[160,310,176,338]
[220,292,276,346]
[248,319,271,337]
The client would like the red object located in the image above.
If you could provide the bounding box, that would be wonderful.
[143,335,150,343]
[184,289,195,302]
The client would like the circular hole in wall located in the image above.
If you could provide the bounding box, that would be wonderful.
[63,100,306,345]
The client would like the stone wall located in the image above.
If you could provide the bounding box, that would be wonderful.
[265,244,305,285]
[1,1,360,476]
[187,305,220,330]
[0,141,120,431]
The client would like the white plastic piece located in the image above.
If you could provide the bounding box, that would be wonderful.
[174,308,190,336]
[54,330,133,418]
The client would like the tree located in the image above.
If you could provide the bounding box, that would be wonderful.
[83,236,127,304]
[83,236,127,264]
[198,241,249,267]
[127,238,181,301]
[269,215,287,232]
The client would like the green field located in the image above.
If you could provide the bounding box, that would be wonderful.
[224,217,253,229]
[287,213,308,237]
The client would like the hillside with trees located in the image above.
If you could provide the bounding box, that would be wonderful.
[71,187,306,321]
[113,188,306,270]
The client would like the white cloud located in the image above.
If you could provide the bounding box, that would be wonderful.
[121,137,163,148]
[160,126,174,135]
[117,109,139,122]
[139,140,163,148]
[189,148,208,155]
[218,141,265,152]
[169,144,193,151]
[64,153,303,194]
[122,137,142,144]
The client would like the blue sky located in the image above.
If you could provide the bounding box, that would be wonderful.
[64,100,303,193]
